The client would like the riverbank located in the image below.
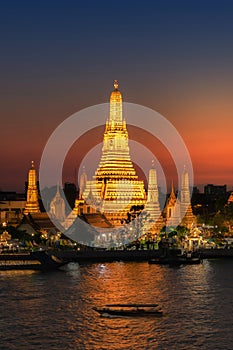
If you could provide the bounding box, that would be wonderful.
[49,247,233,263]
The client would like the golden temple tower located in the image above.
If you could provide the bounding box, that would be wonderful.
[24,161,40,214]
[83,80,146,224]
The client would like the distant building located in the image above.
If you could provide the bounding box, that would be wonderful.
[204,184,227,197]
[0,200,26,225]
[0,192,25,201]
[0,192,26,225]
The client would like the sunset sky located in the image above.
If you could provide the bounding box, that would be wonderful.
[1,0,233,192]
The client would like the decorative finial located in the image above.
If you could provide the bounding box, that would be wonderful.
[114,80,119,90]
[31,160,34,168]
[151,160,155,168]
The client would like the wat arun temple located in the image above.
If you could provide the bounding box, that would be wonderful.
[70,81,196,238]
[74,80,146,224]
[22,81,197,246]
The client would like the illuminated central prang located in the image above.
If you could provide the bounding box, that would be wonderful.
[83,81,146,225]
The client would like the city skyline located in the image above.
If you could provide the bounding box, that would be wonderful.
[1,0,233,191]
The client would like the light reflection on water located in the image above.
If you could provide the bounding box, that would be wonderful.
[0,259,233,349]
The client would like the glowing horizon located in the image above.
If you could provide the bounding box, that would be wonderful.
[1,1,232,192]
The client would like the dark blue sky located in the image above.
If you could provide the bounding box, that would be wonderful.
[1,0,232,93]
[1,0,233,190]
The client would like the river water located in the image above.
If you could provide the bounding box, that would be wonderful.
[0,259,233,350]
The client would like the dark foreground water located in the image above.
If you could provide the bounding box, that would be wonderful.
[0,259,233,350]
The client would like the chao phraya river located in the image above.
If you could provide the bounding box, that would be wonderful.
[1,259,233,350]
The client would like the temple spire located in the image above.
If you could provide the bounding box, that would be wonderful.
[50,184,65,222]
[109,79,123,124]
[82,81,146,224]
[79,166,87,199]
[181,167,190,204]
[142,163,163,236]
[147,162,158,203]
[180,166,196,228]
[24,161,40,214]
[114,79,119,90]
[170,180,176,198]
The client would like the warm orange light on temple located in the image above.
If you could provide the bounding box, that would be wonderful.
[71,82,196,234]
[82,81,146,224]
